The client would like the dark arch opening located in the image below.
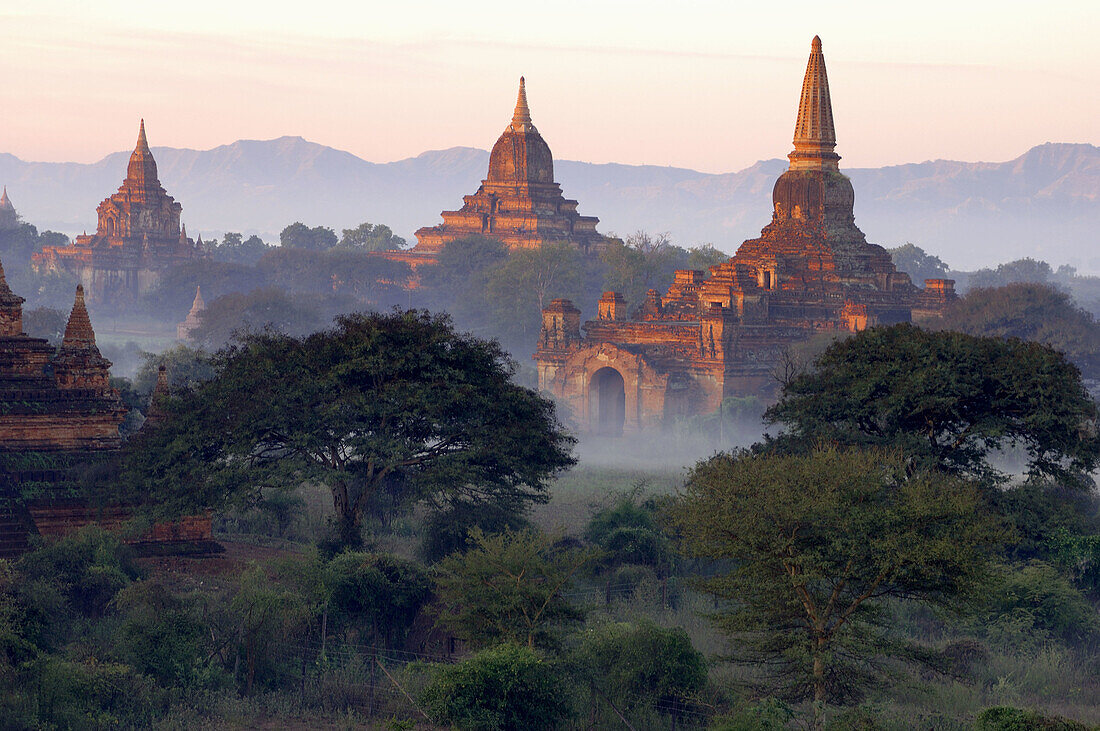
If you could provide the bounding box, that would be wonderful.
[589,367,625,437]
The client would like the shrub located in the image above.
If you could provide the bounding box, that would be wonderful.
[974,706,1090,730]
[326,552,432,646]
[420,643,573,730]
[982,561,1100,644]
[572,619,707,724]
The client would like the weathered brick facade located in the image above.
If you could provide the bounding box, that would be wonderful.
[32,120,206,306]
[0,271,212,557]
[534,38,956,434]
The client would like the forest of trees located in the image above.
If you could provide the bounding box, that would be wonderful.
[3,217,1100,728]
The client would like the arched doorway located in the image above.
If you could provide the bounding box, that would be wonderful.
[589,367,625,436]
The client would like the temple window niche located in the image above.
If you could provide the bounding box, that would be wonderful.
[759,268,777,290]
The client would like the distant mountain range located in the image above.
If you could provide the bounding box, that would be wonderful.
[1,139,1097,272]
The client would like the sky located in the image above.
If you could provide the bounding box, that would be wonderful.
[1,0,1097,173]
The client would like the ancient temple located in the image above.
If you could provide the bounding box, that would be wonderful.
[0,266,215,557]
[534,37,956,434]
[32,121,205,305]
[177,286,205,340]
[0,187,18,230]
[414,78,611,255]
[0,271,127,556]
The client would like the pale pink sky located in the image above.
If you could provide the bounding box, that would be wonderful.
[1,1,1097,173]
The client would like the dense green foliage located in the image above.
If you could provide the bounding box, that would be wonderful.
[672,447,1002,725]
[936,282,1100,380]
[123,310,575,546]
[434,528,592,650]
[420,643,573,730]
[888,243,950,285]
[765,324,1100,484]
[571,620,706,724]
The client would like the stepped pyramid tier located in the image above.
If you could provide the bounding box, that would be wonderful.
[53,285,114,391]
[414,77,611,255]
[0,187,18,230]
[32,120,206,305]
[0,270,214,558]
[533,37,956,434]
[0,275,124,452]
[177,285,205,340]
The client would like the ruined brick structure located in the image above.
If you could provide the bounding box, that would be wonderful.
[414,78,611,255]
[32,120,205,306]
[0,269,211,557]
[534,37,956,434]
[177,286,204,341]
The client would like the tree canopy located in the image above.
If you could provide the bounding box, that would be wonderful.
[336,222,406,252]
[887,243,949,285]
[764,324,1100,485]
[123,310,576,546]
[671,446,1002,727]
[935,282,1100,380]
[279,222,338,251]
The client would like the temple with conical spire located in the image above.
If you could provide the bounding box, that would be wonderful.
[177,285,205,340]
[533,37,956,434]
[32,120,205,305]
[0,268,214,557]
[0,187,19,231]
[413,77,611,254]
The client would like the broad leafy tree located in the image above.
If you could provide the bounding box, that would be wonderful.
[887,243,949,285]
[210,232,271,265]
[483,242,591,349]
[968,257,1053,290]
[671,446,1002,729]
[336,222,406,252]
[187,287,330,348]
[765,324,1100,485]
[279,222,338,251]
[935,282,1100,380]
[123,310,576,546]
[433,528,592,650]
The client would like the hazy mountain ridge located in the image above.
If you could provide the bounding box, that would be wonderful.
[1,139,1097,271]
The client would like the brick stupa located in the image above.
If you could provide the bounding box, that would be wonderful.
[33,120,205,305]
[177,285,205,341]
[533,37,956,434]
[414,78,611,255]
[0,187,18,231]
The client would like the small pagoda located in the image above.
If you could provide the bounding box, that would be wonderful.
[0,187,18,231]
[414,78,611,255]
[32,120,205,305]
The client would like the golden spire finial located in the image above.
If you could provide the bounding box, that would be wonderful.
[510,76,536,132]
[789,35,839,171]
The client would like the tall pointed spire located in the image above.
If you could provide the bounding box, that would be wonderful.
[137,119,148,150]
[126,118,160,189]
[62,284,97,350]
[0,186,12,210]
[189,285,204,314]
[510,76,536,133]
[789,36,839,171]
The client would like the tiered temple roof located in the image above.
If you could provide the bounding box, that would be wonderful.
[414,78,611,255]
[533,37,956,434]
[32,120,205,305]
